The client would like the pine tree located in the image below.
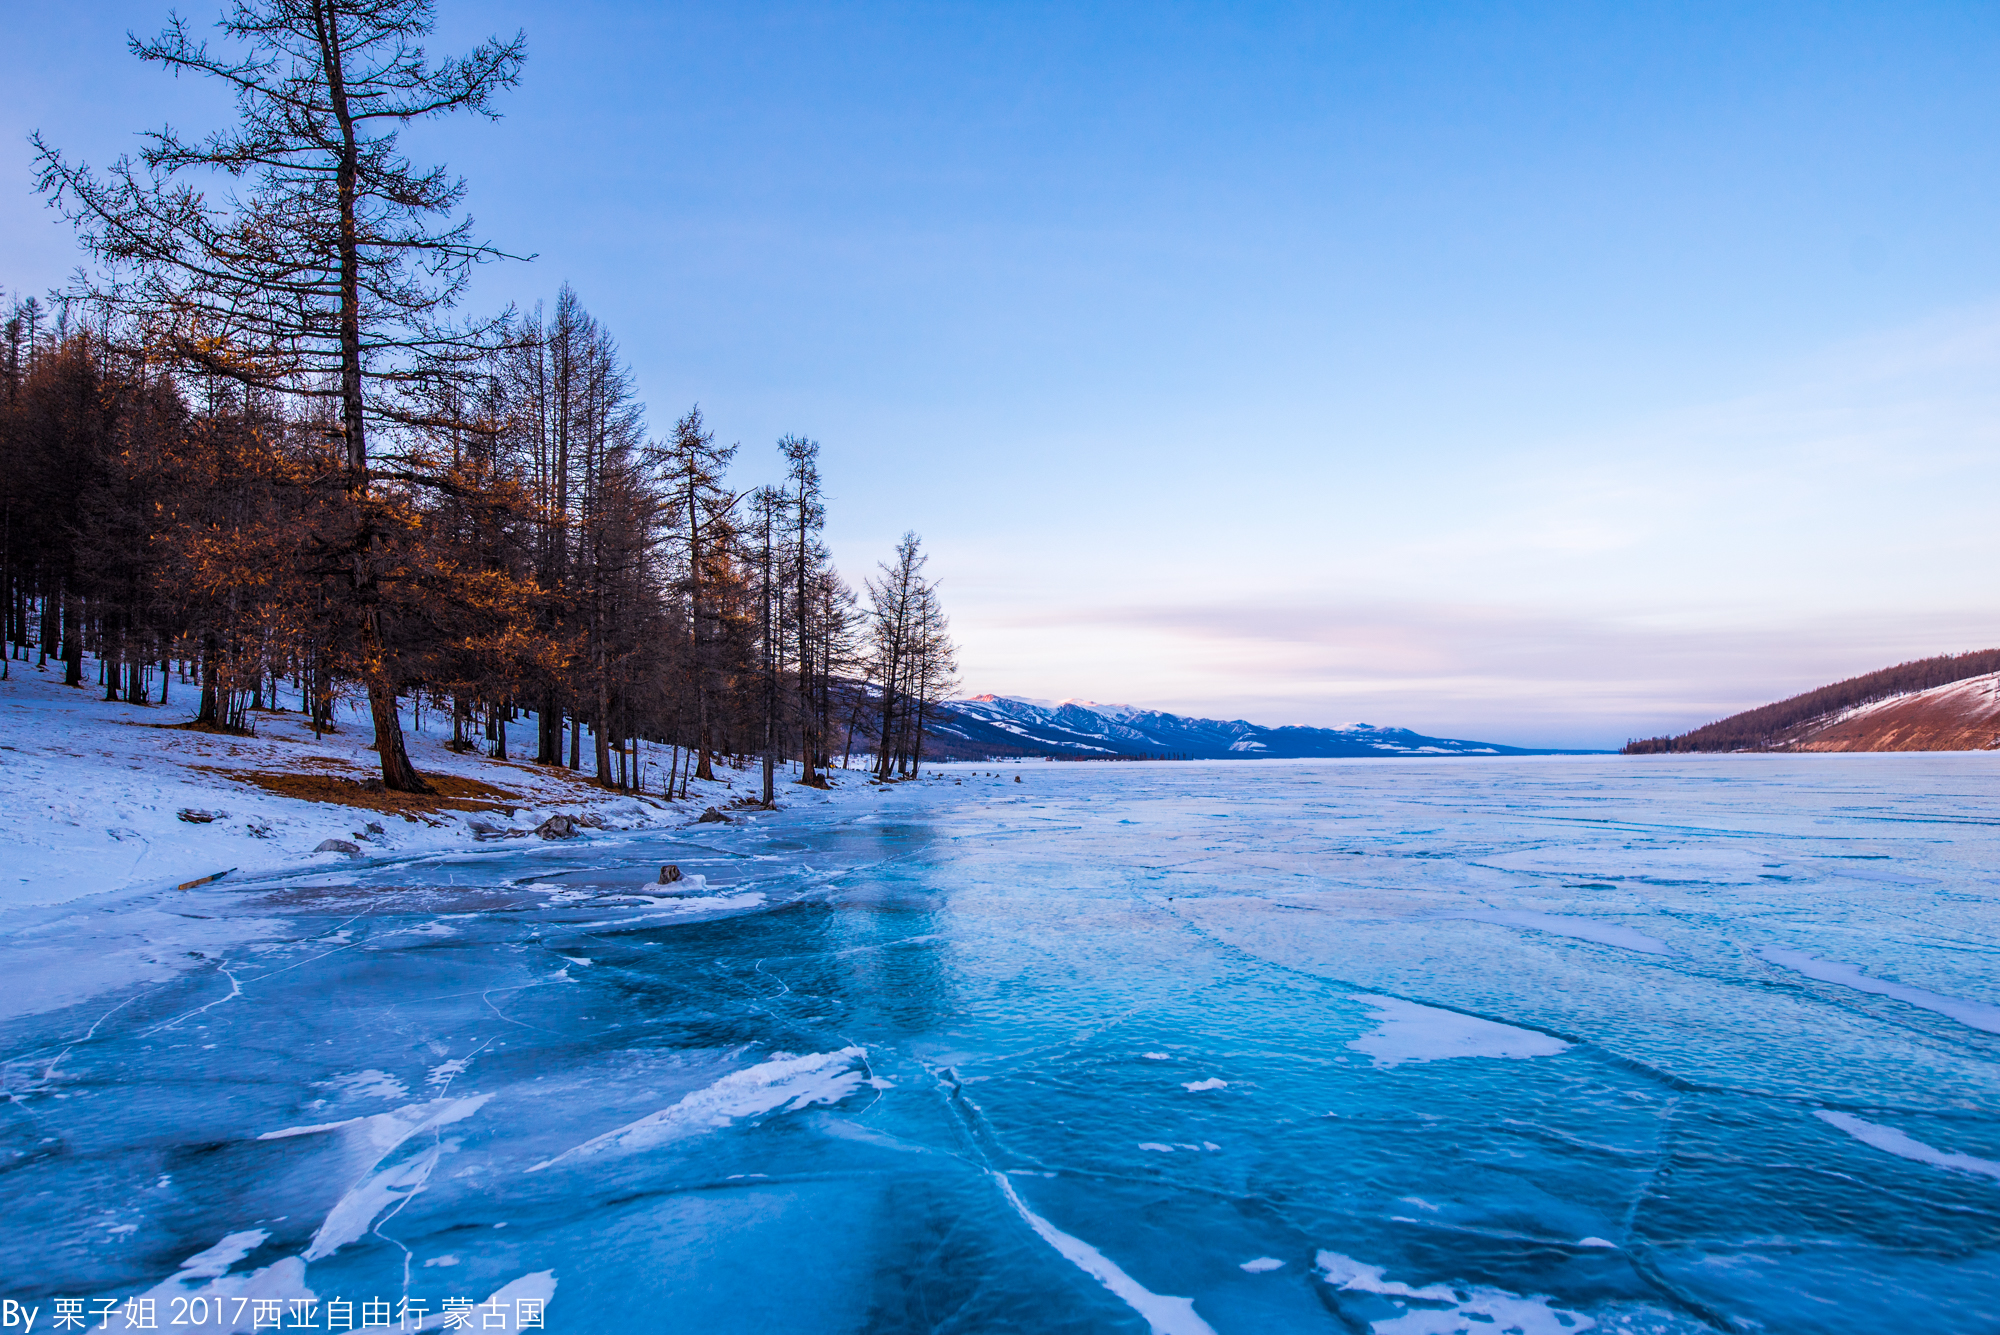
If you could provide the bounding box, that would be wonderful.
[35,0,526,791]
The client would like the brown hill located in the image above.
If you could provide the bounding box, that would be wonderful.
[1625,650,2000,754]
[1785,673,2000,751]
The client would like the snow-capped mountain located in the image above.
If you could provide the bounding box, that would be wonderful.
[931,695,1594,759]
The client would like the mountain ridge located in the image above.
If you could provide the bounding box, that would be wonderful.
[929,694,1601,760]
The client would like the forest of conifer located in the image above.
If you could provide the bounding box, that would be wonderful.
[0,0,957,801]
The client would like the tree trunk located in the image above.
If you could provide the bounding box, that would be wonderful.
[594,669,613,786]
[62,592,82,687]
[321,13,422,792]
[696,692,715,781]
[359,612,428,791]
[364,673,426,791]
[197,632,219,725]
[538,688,561,764]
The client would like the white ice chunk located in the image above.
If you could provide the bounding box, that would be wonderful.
[1182,1078,1227,1091]
[325,1069,407,1101]
[1315,1250,1596,1333]
[255,1095,490,1264]
[1762,949,2000,1034]
[140,1231,314,1328]
[529,1048,867,1171]
[168,1230,268,1280]
[995,1173,1216,1335]
[1347,996,1569,1067]
[427,1059,470,1086]
[1816,1110,2000,1180]
[1240,1257,1285,1273]
[305,1142,441,1261]
[298,1096,490,1262]
[260,1094,490,1153]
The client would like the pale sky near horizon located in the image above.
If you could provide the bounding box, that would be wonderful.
[9,2,2000,749]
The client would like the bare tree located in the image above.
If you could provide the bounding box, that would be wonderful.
[777,435,825,781]
[752,484,783,805]
[904,581,958,777]
[865,532,956,779]
[649,407,739,783]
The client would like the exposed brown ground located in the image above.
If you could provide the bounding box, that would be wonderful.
[203,766,523,815]
[1787,674,2000,752]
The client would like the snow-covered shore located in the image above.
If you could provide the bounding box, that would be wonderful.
[0,656,785,912]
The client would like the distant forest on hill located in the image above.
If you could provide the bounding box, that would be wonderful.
[1624,649,2000,754]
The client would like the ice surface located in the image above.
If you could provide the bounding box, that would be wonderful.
[1346,996,1571,1067]
[1443,909,1673,954]
[7,753,1999,1331]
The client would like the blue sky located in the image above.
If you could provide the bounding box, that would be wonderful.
[10,2,2000,747]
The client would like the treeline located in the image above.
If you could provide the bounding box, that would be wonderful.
[1623,648,2000,754]
[0,290,957,794]
[4,0,956,798]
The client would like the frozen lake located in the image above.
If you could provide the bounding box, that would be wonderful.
[4,755,1998,1334]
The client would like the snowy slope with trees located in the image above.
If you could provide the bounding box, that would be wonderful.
[6,0,959,820]
[0,654,813,912]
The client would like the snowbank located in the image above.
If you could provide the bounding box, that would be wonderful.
[0,655,760,912]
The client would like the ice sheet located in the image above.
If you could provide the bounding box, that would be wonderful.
[1444,910,1673,955]
[11,752,2000,1332]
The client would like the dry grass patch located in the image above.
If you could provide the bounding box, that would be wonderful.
[210,767,522,815]
[129,719,255,738]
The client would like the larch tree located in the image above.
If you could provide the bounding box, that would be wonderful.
[778,434,826,783]
[867,532,923,780]
[752,483,783,806]
[650,407,739,783]
[34,0,526,791]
